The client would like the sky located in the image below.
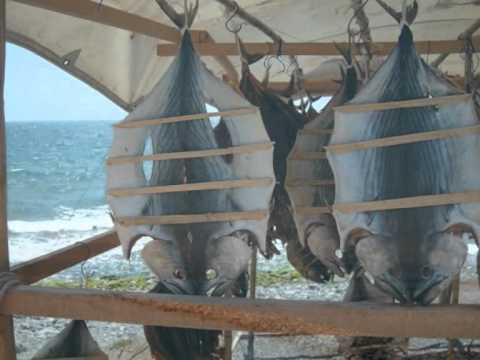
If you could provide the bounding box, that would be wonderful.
[4,42,329,122]
[5,43,127,122]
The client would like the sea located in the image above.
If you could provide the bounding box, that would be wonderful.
[6,120,149,278]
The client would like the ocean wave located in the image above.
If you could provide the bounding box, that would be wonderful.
[8,205,113,234]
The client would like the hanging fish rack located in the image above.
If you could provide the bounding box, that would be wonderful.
[2,1,480,359]
[108,106,274,228]
[290,93,480,217]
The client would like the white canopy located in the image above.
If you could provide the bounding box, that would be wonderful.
[6,0,480,110]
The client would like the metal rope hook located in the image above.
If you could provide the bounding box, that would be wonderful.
[224,1,246,34]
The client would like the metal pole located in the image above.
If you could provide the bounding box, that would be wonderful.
[0,0,17,357]
[246,246,257,360]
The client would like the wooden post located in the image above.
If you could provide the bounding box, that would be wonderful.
[0,0,17,358]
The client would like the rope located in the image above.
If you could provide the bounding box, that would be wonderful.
[0,272,21,302]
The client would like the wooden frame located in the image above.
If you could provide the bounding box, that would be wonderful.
[3,286,480,339]
[334,94,471,113]
[109,178,273,197]
[3,5,480,360]
[116,210,268,226]
[107,142,273,165]
[157,37,480,57]
[114,107,258,128]
[326,124,480,154]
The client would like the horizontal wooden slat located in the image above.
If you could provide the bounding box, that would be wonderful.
[286,179,335,187]
[4,286,480,339]
[114,108,258,128]
[289,151,328,160]
[116,211,268,226]
[157,37,480,57]
[298,128,333,136]
[334,191,480,214]
[294,207,331,215]
[12,231,119,284]
[334,94,471,113]
[109,178,274,197]
[107,142,273,165]
[327,124,480,154]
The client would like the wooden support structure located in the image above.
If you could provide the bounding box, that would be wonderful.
[12,231,119,284]
[0,0,16,357]
[11,0,239,83]
[117,210,268,226]
[12,0,185,42]
[2,286,480,339]
[326,124,480,154]
[157,37,480,57]
[114,107,258,128]
[109,178,274,197]
[107,142,273,165]
[298,191,480,216]
[334,94,470,113]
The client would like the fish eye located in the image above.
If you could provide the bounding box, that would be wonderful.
[421,265,433,280]
[206,269,217,280]
[173,269,185,280]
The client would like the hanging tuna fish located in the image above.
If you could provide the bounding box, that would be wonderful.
[328,24,478,305]
[236,38,331,282]
[286,50,358,280]
[32,320,107,359]
[105,7,274,360]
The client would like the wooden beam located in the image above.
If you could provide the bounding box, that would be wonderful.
[158,37,480,57]
[3,286,480,339]
[116,211,268,226]
[11,0,188,42]
[334,94,471,113]
[326,124,480,154]
[11,0,238,82]
[114,107,258,128]
[12,231,119,285]
[107,142,273,166]
[298,191,480,215]
[108,178,274,197]
[0,0,16,357]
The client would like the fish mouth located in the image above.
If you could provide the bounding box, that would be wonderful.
[201,276,232,297]
[375,271,448,304]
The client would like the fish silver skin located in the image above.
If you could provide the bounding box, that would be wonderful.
[286,64,358,278]
[107,30,274,359]
[328,25,478,304]
[32,320,106,359]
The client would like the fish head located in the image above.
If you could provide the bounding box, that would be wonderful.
[202,231,253,296]
[352,218,469,304]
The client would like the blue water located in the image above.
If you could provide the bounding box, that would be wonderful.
[7,121,112,220]
[6,121,117,264]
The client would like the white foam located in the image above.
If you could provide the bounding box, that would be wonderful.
[468,243,478,256]
[8,206,114,264]
[9,205,112,233]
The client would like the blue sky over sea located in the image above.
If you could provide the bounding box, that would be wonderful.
[5,43,126,122]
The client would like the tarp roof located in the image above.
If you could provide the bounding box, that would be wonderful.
[6,0,480,111]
